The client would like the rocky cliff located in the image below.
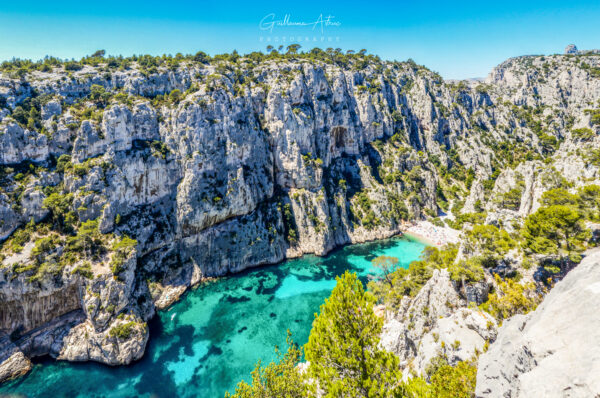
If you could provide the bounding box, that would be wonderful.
[476,248,600,397]
[381,269,497,378]
[1,49,600,381]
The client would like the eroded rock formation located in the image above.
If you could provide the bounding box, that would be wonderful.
[1,50,600,380]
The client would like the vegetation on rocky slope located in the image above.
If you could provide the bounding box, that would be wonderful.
[227,271,479,397]
[2,47,600,391]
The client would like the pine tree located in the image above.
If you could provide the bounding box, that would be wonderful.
[523,205,590,260]
[225,331,308,398]
[304,271,401,397]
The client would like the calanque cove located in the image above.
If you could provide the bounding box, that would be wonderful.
[0,46,599,397]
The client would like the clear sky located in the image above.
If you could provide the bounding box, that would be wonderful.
[1,0,599,79]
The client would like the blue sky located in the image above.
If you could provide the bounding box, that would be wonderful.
[1,0,599,79]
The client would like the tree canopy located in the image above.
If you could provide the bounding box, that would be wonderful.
[225,331,308,398]
[304,271,401,397]
[523,204,590,258]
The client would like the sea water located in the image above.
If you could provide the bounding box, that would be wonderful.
[0,236,425,398]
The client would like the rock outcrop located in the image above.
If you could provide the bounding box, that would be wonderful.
[476,249,600,397]
[565,44,578,55]
[0,338,31,384]
[1,50,600,379]
[381,269,497,377]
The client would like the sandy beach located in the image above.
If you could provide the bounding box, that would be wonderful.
[403,221,461,247]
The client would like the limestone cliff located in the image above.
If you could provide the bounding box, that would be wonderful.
[476,249,600,397]
[381,269,497,378]
[1,50,600,380]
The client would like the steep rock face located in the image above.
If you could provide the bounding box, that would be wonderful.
[0,247,148,371]
[476,249,600,397]
[59,317,148,365]
[0,123,49,165]
[1,52,600,375]
[381,269,497,377]
[0,282,82,334]
[0,340,31,384]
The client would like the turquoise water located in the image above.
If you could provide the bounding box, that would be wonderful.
[0,237,425,398]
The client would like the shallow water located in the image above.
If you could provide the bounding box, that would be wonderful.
[0,237,425,398]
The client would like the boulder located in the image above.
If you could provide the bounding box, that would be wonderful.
[381,269,498,377]
[0,350,32,383]
[0,339,32,384]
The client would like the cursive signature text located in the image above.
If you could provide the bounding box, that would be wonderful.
[259,13,341,34]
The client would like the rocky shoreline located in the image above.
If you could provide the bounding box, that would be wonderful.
[0,225,413,384]
[1,47,600,394]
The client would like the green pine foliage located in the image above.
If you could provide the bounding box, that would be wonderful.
[523,205,590,257]
[304,271,402,397]
[464,224,516,268]
[108,321,137,339]
[225,331,309,398]
[522,185,600,264]
[368,246,457,308]
[43,192,78,233]
[480,275,543,322]
[398,358,477,398]
[110,236,137,276]
[427,359,477,397]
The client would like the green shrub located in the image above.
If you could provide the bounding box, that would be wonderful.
[110,236,137,275]
[368,246,458,308]
[109,322,136,339]
[305,271,401,396]
[281,203,298,244]
[150,141,170,159]
[465,224,516,266]
[31,235,61,258]
[480,275,543,322]
[169,89,182,103]
[71,262,93,279]
[64,61,83,71]
[56,154,73,173]
[572,127,595,141]
[43,192,77,232]
[448,258,484,287]
[496,184,524,210]
[446,212,486,230]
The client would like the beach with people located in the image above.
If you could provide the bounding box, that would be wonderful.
[402,221,461,247]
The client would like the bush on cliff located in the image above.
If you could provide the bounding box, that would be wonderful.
[480,275,543,322]
[400,357,477,398]
[523,204,590,261]
[465,224,516,266]
[110,235,137,276]
[368,246,458,308]
[109,322,137,339]
[43,192,77,233]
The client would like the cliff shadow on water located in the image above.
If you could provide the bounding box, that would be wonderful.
[0,237,425,397]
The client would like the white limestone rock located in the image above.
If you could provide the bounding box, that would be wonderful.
[381,267,498,377]
[476,249,600,397]
[0,349,32,383]
[413,308,496,375]
[58,317,148,365]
